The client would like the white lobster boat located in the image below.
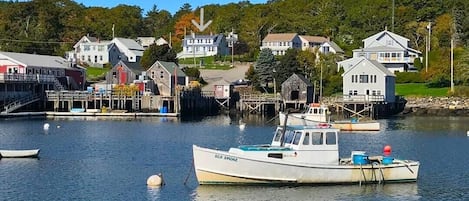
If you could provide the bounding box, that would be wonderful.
[192,124,419,185]
[279,103,381,131]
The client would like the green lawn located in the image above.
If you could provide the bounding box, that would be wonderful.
[86,67,109,81]
[396,83,449,97]
[178,56,233,70]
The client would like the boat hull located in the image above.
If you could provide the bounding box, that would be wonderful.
[0,149,40,158]
[279,112,380,131]
[193,145,419,185]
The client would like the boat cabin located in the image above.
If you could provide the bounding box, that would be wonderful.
[302,103,330,122]
[270,125,340,165]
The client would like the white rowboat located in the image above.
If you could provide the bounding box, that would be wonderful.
[0,149,40,158]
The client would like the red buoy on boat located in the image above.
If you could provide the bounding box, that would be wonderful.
[383,145,392,156]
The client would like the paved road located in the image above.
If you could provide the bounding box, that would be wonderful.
[199,63,250,90]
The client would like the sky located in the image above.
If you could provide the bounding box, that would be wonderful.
[74,0,267,15]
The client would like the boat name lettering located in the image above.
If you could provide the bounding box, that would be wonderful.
[214,154,238,162]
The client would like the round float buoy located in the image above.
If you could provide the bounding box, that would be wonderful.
[147,173,164,187]
[43,123,50,130]
[383,145,392,156]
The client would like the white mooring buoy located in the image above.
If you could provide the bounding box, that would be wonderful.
[43,123,50,130]
[147,173,164,187]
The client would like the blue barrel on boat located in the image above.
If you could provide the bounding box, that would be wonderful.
[382,156,394,165]
[352,153,369,165]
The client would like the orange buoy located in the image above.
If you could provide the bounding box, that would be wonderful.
[383,145,392,156]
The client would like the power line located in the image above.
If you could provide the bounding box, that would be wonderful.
[0,38,75,44]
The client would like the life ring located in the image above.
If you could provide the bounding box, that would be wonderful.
[318,123,330,128]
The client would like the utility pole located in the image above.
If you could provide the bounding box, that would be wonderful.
[392,0,395,32]
[451,39,454,93]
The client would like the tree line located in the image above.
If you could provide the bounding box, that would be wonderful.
[0,0,468,91]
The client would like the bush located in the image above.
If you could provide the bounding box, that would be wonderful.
[395,72,424,83]
[426,74,450,88]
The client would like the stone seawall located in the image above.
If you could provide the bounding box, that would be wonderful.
[401,97,469,116]
[321,96,469,116]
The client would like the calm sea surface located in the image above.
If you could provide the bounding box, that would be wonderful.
[0,115,468,201]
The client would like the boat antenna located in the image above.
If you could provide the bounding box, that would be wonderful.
[280,110,289,147]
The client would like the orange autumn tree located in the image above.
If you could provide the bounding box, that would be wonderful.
[173,13,199,47]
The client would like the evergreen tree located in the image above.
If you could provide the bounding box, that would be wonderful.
[255,48,276,86]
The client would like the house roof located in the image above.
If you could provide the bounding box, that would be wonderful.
[343,58,395,77]
[263,33,298,42]
[0,51,76,69]
[324,41,344,53]
[361,30,422,54]
[156,61,186,77]
[282,73,313,86]
[112,37,145,57]
[117,60,145,74]
[299,35,329,43]
[113,37,145,51]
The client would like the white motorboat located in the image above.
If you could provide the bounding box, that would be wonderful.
[192,123,419,185]
[0,149,40,158]
[279,103,381,131]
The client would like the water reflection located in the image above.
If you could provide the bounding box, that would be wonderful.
[192,183,419,201]
[146,187,161,201]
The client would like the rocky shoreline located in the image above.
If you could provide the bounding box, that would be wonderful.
[401,97,469,116]
[321,96,469,116]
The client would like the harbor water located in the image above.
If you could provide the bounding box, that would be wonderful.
[0,115,468,200]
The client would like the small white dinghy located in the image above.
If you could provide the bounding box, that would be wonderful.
[0,149,40,158]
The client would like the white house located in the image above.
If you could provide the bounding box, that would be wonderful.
[178,33,229,59]
[352,29,422,72]
[68,36,145,68]
[260,33,302,56]
[299,35,328,51]
[342,58,396,103]
[69,35,112,67]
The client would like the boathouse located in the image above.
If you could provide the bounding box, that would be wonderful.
[281,73,313,109]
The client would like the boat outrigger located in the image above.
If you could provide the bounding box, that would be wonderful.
[192,120,419,185]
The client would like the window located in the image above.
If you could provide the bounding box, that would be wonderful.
[303,133,310,145]
[349,90,353,95]
[326,132,336,145]
[87,55,91,62]
[387,40,393,45]
[274,129,282,142]
[284,130,295,144]
[84,45,90,51]
[94,56,97,63]
[353,90,358,95]
[100,56,103,61]
[292,131,302,145]
[323,46,330,53]
[98,45,104,51]
[160,71,164,79]
[311,132,323,145]
[359,75,368,83]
